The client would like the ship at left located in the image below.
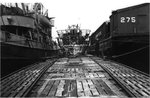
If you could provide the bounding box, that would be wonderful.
[0,3,59,61]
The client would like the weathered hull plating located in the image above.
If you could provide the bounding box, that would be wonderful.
[1,42,58,60]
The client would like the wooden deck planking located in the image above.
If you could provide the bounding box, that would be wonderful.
[77,80,85,96]
[27,57,146,97]
[55,80,65,96]
[48,80,60,96]
[92,79,107,95]
[39,80,54,96]
[82,80,92,96]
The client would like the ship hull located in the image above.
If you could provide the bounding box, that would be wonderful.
[63,45,88,57]
[112,46,149,74]
[103,35,148,56]
[98,35,149,73]
[1,42,58,77]
[1,42,58,60]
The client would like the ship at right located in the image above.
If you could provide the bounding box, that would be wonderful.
[88,3,150,74]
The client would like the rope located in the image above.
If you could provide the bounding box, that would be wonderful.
[112,45,149,58]
[111,39,148,44]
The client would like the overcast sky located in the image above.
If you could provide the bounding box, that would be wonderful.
[1,0,150,40]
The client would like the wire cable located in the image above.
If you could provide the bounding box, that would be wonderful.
[112,45,149,58]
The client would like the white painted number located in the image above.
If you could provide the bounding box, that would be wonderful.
[126,17,130,22]
[121,17,125,23]
[131,17,136,23]
[120,17,136,23]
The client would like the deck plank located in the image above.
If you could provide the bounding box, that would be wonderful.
[77,80,85,97]
[55,80,65,96]
[48,80,60,96]
[39,80,54,96]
